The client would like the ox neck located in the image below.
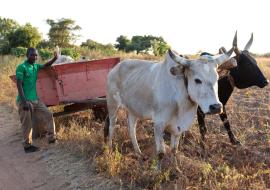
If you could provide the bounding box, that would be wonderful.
[227,73,235,89]
[218,74,235,105]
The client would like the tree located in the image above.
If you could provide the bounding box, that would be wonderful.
[0,17,19,54]
[81,39,102,49]
[115,35,169,55]
[46,18,81,47]
[7,23,42,48]
[81,39,115,51]
[151,38,170,56]
[130,35,147,54]
[115,35,131,52]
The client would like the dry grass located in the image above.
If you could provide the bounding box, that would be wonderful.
[1,54,270,189]
[0,55,23,108]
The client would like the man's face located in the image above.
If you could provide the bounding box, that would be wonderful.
[27,49,38,64]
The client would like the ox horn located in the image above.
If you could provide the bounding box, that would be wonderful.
[212,53,231,66]
[219,46,234,57]
[233,31,241,55]
[168,49,190,66]
[219,47,227,54]
[244,33,253,51]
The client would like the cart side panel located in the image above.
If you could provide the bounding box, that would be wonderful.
[55,58,119,102]
[37,69,59,106]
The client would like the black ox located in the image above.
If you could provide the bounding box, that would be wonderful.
[197,32,269,145]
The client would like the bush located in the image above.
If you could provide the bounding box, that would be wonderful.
[38,48,53,60]
[10,47,27,57]
[61,48,80,60]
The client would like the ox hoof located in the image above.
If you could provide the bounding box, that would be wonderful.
[158,152,165,160]
[133,151,143,159]
[200,140,206,150]
[142,155,149,161]
[174,166,181,173]
[231,139,241,146]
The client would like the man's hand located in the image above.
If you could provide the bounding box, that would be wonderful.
[43,52,58,68]
[22,101,30,111]
[53,51,59,60]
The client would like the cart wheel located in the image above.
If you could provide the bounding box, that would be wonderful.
[92,107,108,121]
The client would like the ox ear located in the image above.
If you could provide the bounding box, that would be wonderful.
[244,33,253,51]
[169,65,184,76]
[168,49,190,67]
[218,58,237,70]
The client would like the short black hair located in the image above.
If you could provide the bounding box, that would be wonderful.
[26,47,37,57]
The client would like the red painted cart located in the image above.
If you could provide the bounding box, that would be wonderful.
[10,57,120,119]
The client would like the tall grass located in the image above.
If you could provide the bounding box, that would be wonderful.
[0,55,23,108]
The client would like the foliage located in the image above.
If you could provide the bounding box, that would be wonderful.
[10,47,27,57]
[115,35,132,52]
[115,35,169,55]
[38,48,53,60]
[0,17,19,54]
[81,39,116,55]
[37,40,52,49]
[151,39,170,56]
[7,23,42,53]
[61,48,80,60]
[262,52,270,57]
[46,18,81,48]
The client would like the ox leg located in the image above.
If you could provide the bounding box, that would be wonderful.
[108,113,118,150]
[106,99,119,150]
[170,134,181,172]
[154,123,166,170]
[197,107,207,144]
[127,113,141,155]
[219,107,241,145]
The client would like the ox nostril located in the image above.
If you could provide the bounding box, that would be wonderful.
[209,104,222,114]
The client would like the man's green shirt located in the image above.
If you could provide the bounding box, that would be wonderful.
[16,60,44,102]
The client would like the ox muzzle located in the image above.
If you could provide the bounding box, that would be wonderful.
[208,103,223,114]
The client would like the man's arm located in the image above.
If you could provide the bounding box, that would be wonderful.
[16,79,29,110]
[42,52,58,69]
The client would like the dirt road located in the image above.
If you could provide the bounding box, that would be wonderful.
[0,104,120,190]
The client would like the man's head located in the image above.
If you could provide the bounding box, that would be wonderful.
[26,48,38,64]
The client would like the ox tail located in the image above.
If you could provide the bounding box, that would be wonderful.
[104,115,110,143]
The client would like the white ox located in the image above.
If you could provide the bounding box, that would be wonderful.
[104,49,233,166]
[54,46,74,64]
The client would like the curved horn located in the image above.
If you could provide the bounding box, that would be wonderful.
[244,33,253,51]
[168,49,190,66]
[212,53,230,66]
[219,46,234,57]
[219,47,227,54]
[226,46,234,57]
[233,31,241,55]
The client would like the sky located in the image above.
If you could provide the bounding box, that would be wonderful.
[1,0,269,54]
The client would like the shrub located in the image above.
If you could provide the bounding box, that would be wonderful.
[61,48,80,60]
[10,47,27,57]
[38,48,53,60]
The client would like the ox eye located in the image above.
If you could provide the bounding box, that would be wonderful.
[195,79,202,84]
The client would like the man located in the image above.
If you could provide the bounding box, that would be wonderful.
[16,47,58,153]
